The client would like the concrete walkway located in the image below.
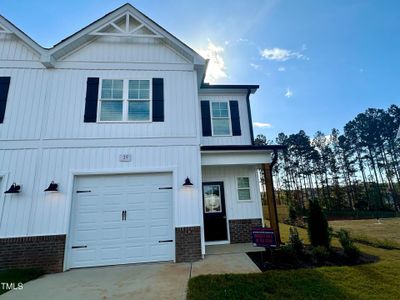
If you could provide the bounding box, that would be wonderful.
[1,243,261,300]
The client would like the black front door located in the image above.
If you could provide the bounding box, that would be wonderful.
[203,182,228,241]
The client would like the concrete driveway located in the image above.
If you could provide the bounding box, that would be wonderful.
[1,262,191,300]
[1,243,260,300]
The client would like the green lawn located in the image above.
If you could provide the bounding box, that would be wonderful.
[0,269,44,295]
[188,221,400,300]
[330,218,400,249]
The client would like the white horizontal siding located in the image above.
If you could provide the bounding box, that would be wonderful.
[0,34,40,61]
[199,93,252,146]
[62,36,190,64]
[0,145,202,237]
[201,165,263,221]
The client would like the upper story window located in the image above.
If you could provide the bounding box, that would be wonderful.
[98,79,151,122]
[211,101,231,136]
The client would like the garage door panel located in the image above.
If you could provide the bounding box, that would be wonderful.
[125,227,147,239]
[69,172,174,268]
[74,229,97,241]
[151,208,170,220]
[99,246,124,259]
[150,244,172,258]
[150,225,170,237]
[70,249,97,266]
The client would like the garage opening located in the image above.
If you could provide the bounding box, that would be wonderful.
[68,172,174,268]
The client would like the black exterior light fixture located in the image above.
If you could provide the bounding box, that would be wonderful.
[182,177,193,187]
[44,181,58,192]
[4,183,21,194]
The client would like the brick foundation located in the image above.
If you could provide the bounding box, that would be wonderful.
[175,226,202,262]
[229,218,262,243]
[0,235,66,273]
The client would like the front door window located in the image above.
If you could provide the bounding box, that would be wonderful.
[203,185,222,213]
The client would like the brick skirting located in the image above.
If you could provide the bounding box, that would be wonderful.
[175,226,202,262]
[0,234,66,273]
[229,218,262,243]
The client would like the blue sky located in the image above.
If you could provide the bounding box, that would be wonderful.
[1,0,399,141]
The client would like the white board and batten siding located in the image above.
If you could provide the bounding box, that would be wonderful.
[201,165,263,221]
[199,92,252,146]
[0,34,41,62]
[0,146,202,238]
[61,36,190,66]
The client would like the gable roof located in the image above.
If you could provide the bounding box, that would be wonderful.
[0,3,206,74]
[0,15,44,57]
[48,3,206,67]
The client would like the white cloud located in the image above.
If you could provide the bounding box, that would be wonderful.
[285,88,293,98]
[196,39,227,84]
[278,66,285,72]
[250,63,261,70]
[261,47,308,61]
[253,122,272,128]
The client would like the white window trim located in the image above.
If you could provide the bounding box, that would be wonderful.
[97,78,152,123]
[210,100,232,136]
[236,176,252,201]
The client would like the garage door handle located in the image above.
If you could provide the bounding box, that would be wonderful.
[159,240,173,243]
[71,245,87,249]
[122,210,126,221]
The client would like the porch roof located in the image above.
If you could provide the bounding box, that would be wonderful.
[200,145,286,166]
[201,145,286,152]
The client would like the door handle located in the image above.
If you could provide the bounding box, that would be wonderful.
[122,210,126,221]
[124,210,127,221]
[71,245,87,249]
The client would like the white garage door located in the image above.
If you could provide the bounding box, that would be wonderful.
[68,173,174,268]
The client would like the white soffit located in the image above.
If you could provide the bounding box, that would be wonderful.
[201,152,272,166]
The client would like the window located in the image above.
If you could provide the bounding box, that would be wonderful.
[203,185,222,213]
[100,79,123,121]
[128,80,150,121]
[237,177,251,200]
[211,101,231,135]
[99,79,151,122]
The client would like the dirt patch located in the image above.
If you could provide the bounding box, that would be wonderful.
[247,246,379,272]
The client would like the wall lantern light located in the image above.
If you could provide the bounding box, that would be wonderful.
[4,183,21,194]
[182,177,193,187]
[44,181,58,192]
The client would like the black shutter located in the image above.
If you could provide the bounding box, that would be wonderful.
[229,100,241,136]
[152,78,164,122]
[201,101,212,136]
[84,77,99,123]
[0,77,11,123]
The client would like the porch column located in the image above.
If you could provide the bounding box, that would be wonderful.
[263,163,282,245]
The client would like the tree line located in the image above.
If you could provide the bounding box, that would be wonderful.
[256,104,400,212]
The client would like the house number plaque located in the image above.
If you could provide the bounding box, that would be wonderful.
[119,154,132,162]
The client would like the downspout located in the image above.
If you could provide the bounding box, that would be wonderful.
[246,88,255,145]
